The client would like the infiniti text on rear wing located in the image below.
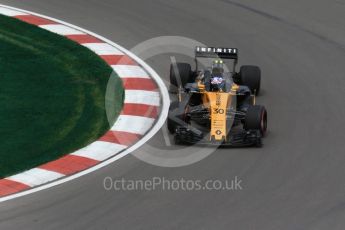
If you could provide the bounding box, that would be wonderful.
[195,46,238,60]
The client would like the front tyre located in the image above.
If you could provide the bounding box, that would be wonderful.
[167,101,187,134]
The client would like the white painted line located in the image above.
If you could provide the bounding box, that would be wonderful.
[0,7,27,16]
[40,24,85,35]
[111,115,155,135]
[112,65,150,78]
[125,90,160,106]
[83,43,124,55]
[8,168,64,187]
[72,141,126,161]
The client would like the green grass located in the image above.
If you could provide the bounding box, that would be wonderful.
[0,15,124,178]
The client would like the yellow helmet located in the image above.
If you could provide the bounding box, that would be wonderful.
[212,59,224,75]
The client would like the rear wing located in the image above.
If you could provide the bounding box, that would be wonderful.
[194,46,238,71]
[195,46,238,60]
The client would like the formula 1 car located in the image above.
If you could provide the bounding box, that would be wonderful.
[167,46,267,147]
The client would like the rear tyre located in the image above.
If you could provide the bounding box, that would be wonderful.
[239,65,261,95]
[169,63,192,92]
[244,105,267,136]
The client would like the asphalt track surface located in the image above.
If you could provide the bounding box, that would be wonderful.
[1,0,345,229]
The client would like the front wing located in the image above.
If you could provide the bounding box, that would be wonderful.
[174,126,262,147]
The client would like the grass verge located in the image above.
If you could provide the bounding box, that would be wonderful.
[0,15,123,178]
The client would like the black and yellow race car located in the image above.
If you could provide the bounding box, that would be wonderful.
[167,46,267,147]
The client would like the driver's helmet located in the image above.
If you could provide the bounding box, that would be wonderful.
[211,59,224,75]
[210,59,225,91]
[210,76,225,91]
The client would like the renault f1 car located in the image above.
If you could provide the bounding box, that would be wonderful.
[167,46,267,147]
